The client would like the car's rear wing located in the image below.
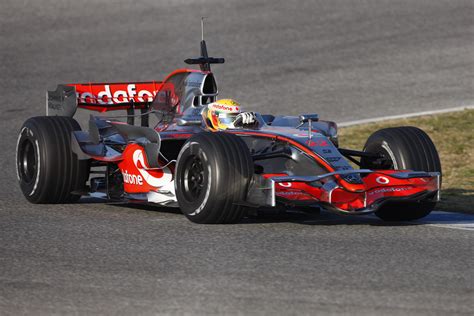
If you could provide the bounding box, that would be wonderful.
[47,81,165,125]
[47,81,162,114]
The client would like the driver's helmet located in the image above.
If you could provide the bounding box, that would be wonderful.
[203,99,241,130]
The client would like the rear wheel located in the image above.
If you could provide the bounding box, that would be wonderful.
[175,132,253,224]
[361,126,441,221]
[16,116,90,203]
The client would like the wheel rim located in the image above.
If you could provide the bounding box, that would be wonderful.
[182,156,205,201]
[375,148,395,169]
[19,139,37,184]
[365,147,394,170]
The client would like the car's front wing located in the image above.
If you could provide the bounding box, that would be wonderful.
[247,169,440,214]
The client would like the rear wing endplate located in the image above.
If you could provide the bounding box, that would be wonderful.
[46,84,78,117]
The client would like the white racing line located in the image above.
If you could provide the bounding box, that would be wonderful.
[338,104,474,127]
[362,211,474,231]
[412,211,474,231]
[337,105,474,232]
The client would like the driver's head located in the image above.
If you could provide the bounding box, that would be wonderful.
[203,99,241,130]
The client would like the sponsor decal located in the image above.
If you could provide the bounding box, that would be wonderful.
[275,191,315,200]
[368,187,411,195]
[211,104,239,112]
[306,139,329,147]
[279,182,292,187]
[375,176,390,184]
[276,191,300,196]
[73,83,161,105]
[326,156,341,162]
[123,170,143,185]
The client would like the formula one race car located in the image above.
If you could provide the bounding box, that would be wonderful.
[16,36,441,224]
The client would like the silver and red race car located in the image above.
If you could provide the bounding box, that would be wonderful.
[16,38,441,224]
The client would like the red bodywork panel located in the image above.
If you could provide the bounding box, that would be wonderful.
[117,144,174,194]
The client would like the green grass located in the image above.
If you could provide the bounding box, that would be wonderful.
[338,109,474,213]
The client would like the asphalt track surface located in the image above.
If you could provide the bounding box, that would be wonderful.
[0,0,473,315]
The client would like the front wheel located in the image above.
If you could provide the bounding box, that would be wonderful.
[361,126,441,221]
[175,132,253,224]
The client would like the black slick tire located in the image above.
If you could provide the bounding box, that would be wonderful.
[361,126,441,221]
[16,116,90,203]
[175,132,253,224]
